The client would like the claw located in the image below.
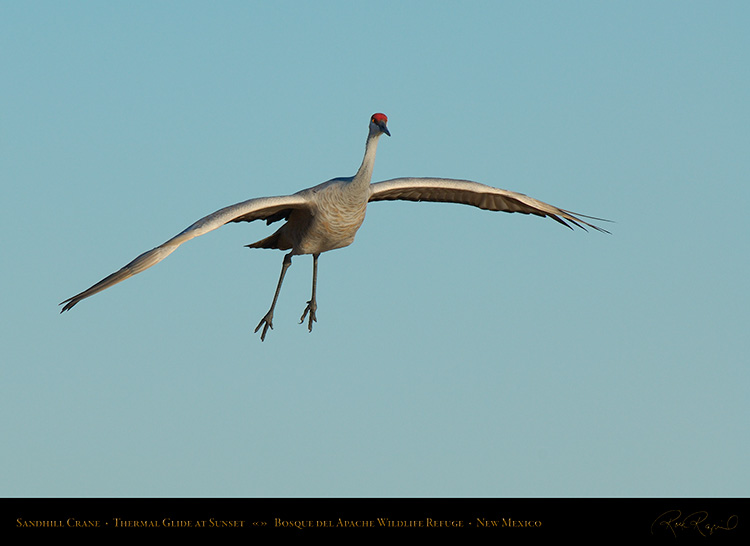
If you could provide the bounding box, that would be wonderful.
[299,300,317,333]
[254,313,273,342]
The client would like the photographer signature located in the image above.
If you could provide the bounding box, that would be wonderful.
[651,509,738,537]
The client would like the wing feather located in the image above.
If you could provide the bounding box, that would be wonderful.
[369,177,610,233]
[60,193,312,312]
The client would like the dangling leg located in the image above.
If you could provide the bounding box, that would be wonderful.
[300,253,319,333]
[254,252,293,341]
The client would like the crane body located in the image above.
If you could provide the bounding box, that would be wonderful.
[60,113,608,340]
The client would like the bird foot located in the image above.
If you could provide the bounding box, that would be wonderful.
[299,300,317,333]
[254,312,274,342]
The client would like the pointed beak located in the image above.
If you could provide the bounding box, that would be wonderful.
[378,121,390,137]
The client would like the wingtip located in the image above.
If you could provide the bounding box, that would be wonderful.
[59,297,78,313]
[557,209,613,234]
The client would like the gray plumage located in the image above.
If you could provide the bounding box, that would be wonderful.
[60,113,608,340]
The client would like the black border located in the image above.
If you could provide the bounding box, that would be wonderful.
[3,497,747,539]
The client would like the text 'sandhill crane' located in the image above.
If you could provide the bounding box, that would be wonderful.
[60,113,609,340]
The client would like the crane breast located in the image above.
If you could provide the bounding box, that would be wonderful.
[298,186,369,254]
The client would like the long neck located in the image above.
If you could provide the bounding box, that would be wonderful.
[352,130,381,188]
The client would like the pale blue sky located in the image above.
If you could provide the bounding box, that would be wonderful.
[2,2,748,496]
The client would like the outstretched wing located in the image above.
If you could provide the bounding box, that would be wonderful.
[369,177,610,232]
[60,194,312,312]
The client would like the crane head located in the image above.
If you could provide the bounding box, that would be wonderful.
[370,113,390,137]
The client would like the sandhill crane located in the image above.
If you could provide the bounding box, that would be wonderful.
[60,113,609,340]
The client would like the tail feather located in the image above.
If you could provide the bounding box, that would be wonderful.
[245,229,285,250]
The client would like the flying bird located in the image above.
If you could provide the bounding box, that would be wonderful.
[60,113,609,340]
